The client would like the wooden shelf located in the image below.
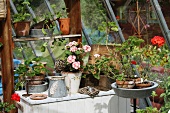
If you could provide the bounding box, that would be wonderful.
[13,34,81,42]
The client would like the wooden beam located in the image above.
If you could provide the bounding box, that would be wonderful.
[0,0,15,113]
[64,0,82,43]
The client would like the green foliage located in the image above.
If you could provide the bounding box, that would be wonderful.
[0,42,3,48]
[0,102,15,112]
[116,73,126,81]
[81,0,106,30]
[83,53,119,80]
[98,21,118,32]
[15,57,48,90]
[51,3,68,19]
[114,36,144,75]
[15,57,48,77]
[136,107,159,113]
[12,1,31,22]
[160,76,170,113]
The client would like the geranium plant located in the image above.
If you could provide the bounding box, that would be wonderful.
[0,93,19,112]
[83,53,119,80]
[114,35,170,86]
[63,41,91,72]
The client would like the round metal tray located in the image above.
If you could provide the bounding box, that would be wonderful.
[111,81,158,98]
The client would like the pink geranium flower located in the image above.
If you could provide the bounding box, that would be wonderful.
[83,45,91,52]
[72,61,80,69]
[67,42,73,47]
[72,41,78,46]
[70,46,78,52]
[67,55,76,63]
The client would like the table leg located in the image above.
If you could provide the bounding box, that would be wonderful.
[133,98,136,113]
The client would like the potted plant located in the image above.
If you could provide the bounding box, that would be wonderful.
[113,35,170,89]
[83,53,120,90]
[53,5,70,35]
[30,13,55,37]
[12,1,31,37]
[61,41,91,94]
[14,57,48,91]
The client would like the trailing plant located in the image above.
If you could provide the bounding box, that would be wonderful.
[12,1,31,23]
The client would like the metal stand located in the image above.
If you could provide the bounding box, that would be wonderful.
[22,78,32,97]
[133,98,136,113]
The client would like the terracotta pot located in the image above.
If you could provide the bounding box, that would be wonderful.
[13,21,31,36]
[152,88,164,104]
[27,75,45,85]
[116,79,124,88]
[152,102,162,110]
[136,81,152,88]
[59,18,70,35]
[122,81,129,88]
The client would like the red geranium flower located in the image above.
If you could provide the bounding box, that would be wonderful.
[11,93,20,102]
[131,60,137,65]
[151,36,165,47]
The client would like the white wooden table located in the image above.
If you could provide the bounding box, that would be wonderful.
[16,90,131,113]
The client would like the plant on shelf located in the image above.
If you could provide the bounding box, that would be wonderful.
[30,12,56,37]
[14,57,48,90]
[12,0,31,36]
[51,4,70,35]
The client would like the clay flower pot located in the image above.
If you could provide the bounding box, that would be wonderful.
[116,79,124,88]
[13,21,31,36]
[136,81,152,88]
[59,18,70,35]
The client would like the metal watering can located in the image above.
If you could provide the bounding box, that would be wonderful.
[48,76,67,98]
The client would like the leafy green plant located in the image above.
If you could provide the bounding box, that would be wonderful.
[116,73,126,81]
[0,102,15,112]
[14,57,48,90]
[83,53,119,80]
[160,75,170,113]
[98,21,118,44]
[12,1,30,23]
[114,36,144,76]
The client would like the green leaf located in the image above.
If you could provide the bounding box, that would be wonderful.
[41,46,46,52]
[42,28,47,35]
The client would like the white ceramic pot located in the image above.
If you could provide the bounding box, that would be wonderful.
[61,72,82,94]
